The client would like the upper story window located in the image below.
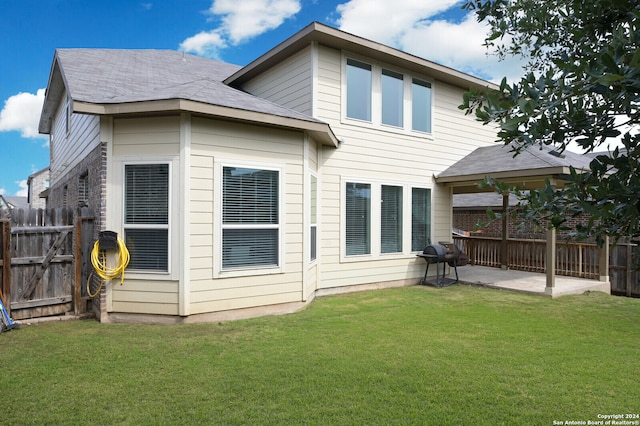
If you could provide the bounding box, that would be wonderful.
[412,79,432,133]
[344,57,433,135]
[382,69,404,127]
[346,59,372,121]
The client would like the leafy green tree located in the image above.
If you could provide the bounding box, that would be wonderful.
[460,0,640,244]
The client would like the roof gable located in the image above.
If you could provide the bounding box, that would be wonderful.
[225,22,495,91]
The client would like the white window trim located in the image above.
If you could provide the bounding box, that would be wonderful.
[118,158,177,280]
[213,159,285,279]
[341,177,433,263]
[341,53,435,139]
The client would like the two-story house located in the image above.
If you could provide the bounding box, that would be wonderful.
[38,22,497,323]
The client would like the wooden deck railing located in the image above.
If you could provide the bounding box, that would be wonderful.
[452,235,600,279]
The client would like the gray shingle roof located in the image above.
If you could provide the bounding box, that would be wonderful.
[438,143,593,178]
[55,49,322,124]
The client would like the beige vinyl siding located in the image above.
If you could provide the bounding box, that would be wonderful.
[110,280,179,315]
[188,117,306,314]
[315,45,342,123]
[111,116,180,157]
[50,91,100,185]
[108,116,181,315]
[312,45,493,290]
[242,47,313,116]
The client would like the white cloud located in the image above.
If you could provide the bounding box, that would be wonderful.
[15,180,28,197]
[335,0,526,83]
[180,0,301,57]
[180,30,226,58]
[336,0,460,46]
[0,188,5,196]
[0,88,47,139]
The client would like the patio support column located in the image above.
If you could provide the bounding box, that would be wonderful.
[599,236,610,283]
[501,193,509,270]
[545,227,556,295]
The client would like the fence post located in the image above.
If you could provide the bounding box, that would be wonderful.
[74,216,83,315]
[598,236,610,284]
[625,243,631,297]
[545,228,556,294]
[1,219,10,315]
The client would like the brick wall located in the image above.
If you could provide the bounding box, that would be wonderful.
[454,208,593,239]
[47,143,107,317]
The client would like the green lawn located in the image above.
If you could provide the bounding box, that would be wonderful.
[1,285,639,425]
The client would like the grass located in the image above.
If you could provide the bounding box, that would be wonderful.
[1,285,639,425]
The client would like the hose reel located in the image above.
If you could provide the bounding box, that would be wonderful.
[87,231,130,298]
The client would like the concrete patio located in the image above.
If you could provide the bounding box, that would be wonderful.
[453,264,611,298]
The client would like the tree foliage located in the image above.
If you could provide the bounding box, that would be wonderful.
[460,0,640,244]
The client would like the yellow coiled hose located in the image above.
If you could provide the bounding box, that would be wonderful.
[87,238,130,298]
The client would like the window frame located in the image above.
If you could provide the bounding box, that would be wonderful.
[380,184,403,254]
[381,69,405,128]
[411,186,432,252]
[122,162,171,274]
[345,181,372,257]
[411,78,433,134]
[346,58,373,122]
[341,178,433,262]
[214,160,285,278]
[342,55,434,137]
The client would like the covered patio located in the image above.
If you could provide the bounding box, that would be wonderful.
[435,144,611,296]
[456,264,610,297]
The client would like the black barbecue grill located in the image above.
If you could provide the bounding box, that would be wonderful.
[417,242,467,287]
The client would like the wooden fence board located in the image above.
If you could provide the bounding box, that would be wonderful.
[2,208,95,320]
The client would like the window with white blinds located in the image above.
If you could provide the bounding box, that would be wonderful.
[411,187,431,251]
[344,181,431,259]
[222,167,279,269]
[345,182,371,256]
[381,185,403,253]
[124,163,169,271]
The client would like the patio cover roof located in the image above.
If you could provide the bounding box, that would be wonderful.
[435,144,593,194]
[436,143,609,293]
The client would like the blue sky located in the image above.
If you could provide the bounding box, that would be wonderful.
[0,0,523,197]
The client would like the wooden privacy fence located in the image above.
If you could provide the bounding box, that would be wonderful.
[0,208,95,320]
[452,235,639,297]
